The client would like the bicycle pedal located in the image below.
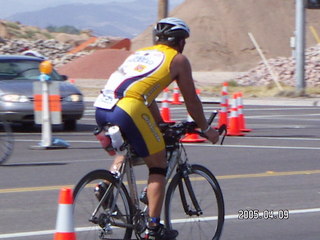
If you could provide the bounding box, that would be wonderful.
[111,210,119,218]
[109,205,122,219]
[99,225,113,239]
[105,225,113,234]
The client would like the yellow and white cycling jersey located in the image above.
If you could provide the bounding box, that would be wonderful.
[94,44,178,157]
[94,44,178,109]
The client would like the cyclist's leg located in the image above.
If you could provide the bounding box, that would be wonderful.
[109,155,125,172]
[143,149,167,223]
[115,98,178,238]
[95,108,125,185]
[144,150,178,239]
[116,98,168,221]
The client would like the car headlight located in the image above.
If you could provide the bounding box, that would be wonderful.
[0,94,30,103]
[64,94,83,102]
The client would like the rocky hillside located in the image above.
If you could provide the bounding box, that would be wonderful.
[236,44,320,88]
[0,20,92,42]
[2,0,320,89]
[0,20,126,67]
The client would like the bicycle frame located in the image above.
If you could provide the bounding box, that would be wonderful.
[111,142,184,212]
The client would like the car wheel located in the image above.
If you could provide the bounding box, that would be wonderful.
[63,119,77,131]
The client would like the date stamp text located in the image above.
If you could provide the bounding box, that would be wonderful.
[238,209,289,220]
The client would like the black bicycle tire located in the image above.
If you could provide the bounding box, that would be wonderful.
[73,169,133,240]
[0,119,14,165]
[164,164,225,240]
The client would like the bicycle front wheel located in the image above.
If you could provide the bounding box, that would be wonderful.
[165,164,225,240]
[73,169,133,240]
[0,119,14,165]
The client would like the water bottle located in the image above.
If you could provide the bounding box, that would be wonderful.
[108,125,125,154]
[94,128,116,156]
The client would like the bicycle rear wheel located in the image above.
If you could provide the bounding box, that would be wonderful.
[73,169,133,240]
[165,164,224,240]
[0,119,14,165]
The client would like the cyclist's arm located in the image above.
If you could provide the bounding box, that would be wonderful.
[171,54,219,143]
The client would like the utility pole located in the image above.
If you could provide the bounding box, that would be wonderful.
[295,0,306,95]
[158,0,168,20]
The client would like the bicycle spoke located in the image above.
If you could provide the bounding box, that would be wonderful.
[73,170,133,240]
[165,165,224,240]
[0,120,14,165]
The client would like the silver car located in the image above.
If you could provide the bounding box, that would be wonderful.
[0,55,84,130]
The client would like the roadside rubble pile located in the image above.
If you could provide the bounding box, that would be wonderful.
[0,37,112,67]
[236,44,320,87]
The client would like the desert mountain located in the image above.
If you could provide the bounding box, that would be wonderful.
[132,0,320,71]
[5,0,182,38]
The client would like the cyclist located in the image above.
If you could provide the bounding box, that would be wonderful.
[94,17,219,240]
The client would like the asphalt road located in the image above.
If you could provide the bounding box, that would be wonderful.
[0,101,320,240]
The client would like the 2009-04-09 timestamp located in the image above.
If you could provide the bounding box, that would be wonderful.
[238,209,289,220]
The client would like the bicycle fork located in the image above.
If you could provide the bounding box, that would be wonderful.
[178,165,203,216]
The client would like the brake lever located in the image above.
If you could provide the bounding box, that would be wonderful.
[218,124,227,135]
[218,124,227,145]
[207,110,218,125]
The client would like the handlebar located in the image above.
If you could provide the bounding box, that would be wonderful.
[160,111,227,145]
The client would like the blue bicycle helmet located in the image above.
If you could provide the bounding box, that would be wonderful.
[153,17,190,43]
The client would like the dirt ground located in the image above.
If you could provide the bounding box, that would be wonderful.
[132,0,320,72]
[60,0,320,96]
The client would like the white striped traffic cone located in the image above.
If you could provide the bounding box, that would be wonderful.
[161,88,175,123]
[221,82,229,106]
[216,82,229,129]
[227,93,245,136]
[54,188,76,240]
[171,82,182,105]
[236,92,252,132]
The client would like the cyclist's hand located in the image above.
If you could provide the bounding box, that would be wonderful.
[204,128,219,144]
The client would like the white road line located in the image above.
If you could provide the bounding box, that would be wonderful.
[12,138,320,150]
[1,207,320,238]
[247,113,320,119]
[186,143,320,150]
[240,136,320,141]
[245,107,318,111]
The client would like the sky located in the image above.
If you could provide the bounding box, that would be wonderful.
[0,0,184,18]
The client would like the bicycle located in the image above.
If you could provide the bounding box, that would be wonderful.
[73,111,226,240]
[0,116,14,165]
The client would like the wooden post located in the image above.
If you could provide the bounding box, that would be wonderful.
[248,32,284,91]
[309,26,320,44]
[158,0,168,19]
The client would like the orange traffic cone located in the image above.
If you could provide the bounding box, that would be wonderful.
[196,89,202,100]
[236,92,252,132]
[161,88,175,123]
[181,113,206,143]
[54,188,76,240]
[227,94,245,136]
[171,82,182,105]
[221,82,229,106]
[218,91,228,129]
[216,82,229,129]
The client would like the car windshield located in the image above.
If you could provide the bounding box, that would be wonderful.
[0,59,63,81]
